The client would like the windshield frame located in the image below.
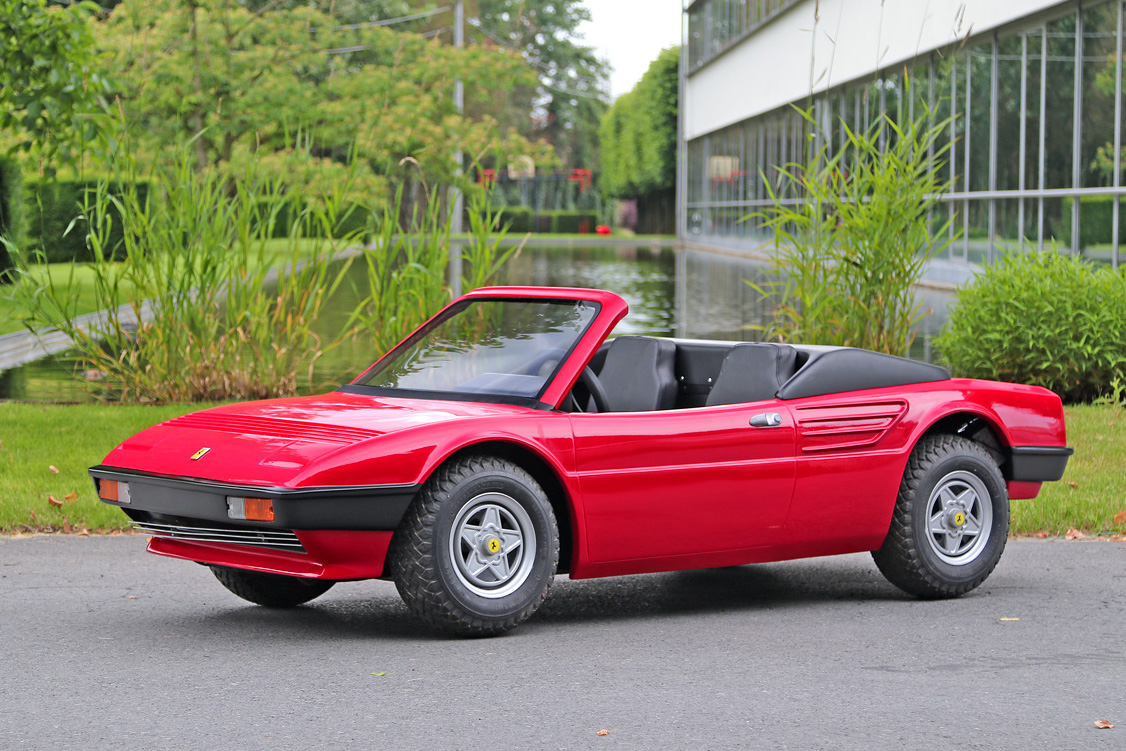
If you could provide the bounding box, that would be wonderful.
[340,294,605,408]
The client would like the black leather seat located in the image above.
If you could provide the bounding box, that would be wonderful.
[706,343,799,406]
[596,335,678,412]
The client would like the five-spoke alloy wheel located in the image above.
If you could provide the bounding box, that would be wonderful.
[873,435,1009,598]
[389,454,559,636]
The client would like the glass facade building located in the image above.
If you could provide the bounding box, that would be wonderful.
[682,0,1126,268]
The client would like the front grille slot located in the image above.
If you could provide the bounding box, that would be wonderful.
[132,521,305,552]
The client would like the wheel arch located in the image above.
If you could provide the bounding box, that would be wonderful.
[433,440,576,575]
[917,410,1013,478]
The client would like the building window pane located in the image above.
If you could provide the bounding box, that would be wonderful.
[994,198,1024,248]
[1081,2,1119,189]
[1023,28,1044,192]
[1043,14,1077,190]
[1043,196,1069,248]
[1078,196,1117,260]
[965,199,991,263]
[996,35,1023,191]
[967,40,993,192]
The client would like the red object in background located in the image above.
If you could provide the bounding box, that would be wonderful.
[90,285,1072,636]
[478,168,497,185]
[595,224,611,235]
[568,168,593,192]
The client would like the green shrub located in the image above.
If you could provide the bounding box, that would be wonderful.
[0,157,24,279]
[935,251,1126,403]
[551,210,597,233]
[494,207,533,233]
[23,179,149,263]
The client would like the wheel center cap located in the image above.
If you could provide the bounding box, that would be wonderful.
[952,511,966,527]
[482,537,502,555]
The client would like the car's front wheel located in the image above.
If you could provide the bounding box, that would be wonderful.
[210,565,335,607]
[872,434,1009,598]
[389,455,559,637]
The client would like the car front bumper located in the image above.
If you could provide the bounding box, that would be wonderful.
[90,466,419,580]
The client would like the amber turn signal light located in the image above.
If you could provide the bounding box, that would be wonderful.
[97,479,131,504]
[227,497,275,522]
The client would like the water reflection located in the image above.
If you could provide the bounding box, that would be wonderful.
[0,244,953,401]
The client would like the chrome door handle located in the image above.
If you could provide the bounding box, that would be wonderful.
[749,412,783,427]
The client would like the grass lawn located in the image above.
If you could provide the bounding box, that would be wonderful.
[0,402,209,531]
[1012,403,1126,537]
[0,400,1122,536]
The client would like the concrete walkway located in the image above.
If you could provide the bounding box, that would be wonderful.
[0,302,150,371]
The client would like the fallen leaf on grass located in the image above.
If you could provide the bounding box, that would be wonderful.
[1094,719,1115,729]
[1065,528,1086,540]
[1114,510,1126,527]
[1065,481,1078,488]
[78,528,90,537]
[64,492,78,503]
[1036,532,1048,539]
[596,729,610,736]
[47,495,63,507]
[48,465,59,474]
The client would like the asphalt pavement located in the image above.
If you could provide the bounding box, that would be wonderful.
[1,535,1122,750]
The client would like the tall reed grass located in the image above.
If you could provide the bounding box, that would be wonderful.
[753,104,956,356]
[4,147,516,401]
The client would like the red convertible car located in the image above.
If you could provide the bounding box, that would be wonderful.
[92,287,1072,636]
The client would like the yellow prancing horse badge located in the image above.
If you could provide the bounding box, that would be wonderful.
[487,538,501,554]
[190,447,211,461]
[953,511,966,527]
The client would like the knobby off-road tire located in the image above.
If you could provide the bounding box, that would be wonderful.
[872,434,1009,599]
[210,565,335,607]
[388,455,559,637]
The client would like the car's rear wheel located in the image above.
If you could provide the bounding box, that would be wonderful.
[388,455,559,637]
[872,434,1009,598]
[210,565,335,607]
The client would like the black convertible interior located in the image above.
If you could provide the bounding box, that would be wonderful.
[570,335,951,412]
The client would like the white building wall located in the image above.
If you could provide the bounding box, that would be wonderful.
[684,0,1067,140]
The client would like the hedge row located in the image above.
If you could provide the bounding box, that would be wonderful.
[491,208,598,234]
[936,250,1126,403]
[0,157,25,277]
[16,180,373,264]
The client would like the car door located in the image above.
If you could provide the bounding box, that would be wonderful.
[783,396,913,551]
[569,400,797,566]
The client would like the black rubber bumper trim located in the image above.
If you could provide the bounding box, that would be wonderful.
[1008,446,1074,483]
[89,465,419,531]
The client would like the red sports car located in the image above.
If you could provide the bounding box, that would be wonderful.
[91,286,1072,636]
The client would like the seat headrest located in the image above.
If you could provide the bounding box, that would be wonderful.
[706,343,799,406]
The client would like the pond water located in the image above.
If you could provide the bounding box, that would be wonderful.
[0,243,953,402]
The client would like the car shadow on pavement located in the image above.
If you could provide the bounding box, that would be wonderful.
[534,557,906,627]
[148,556,908,641]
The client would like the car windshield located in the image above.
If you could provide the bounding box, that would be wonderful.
[353,297,600,400]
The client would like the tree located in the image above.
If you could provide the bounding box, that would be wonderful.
[99,0,538,190]
[600,46,678,232]
[0,0,112,168]
[469,0,609,168]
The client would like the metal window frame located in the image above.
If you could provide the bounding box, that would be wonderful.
[679,0,1126,266]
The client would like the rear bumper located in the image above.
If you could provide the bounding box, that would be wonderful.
[1008,446,1074,482]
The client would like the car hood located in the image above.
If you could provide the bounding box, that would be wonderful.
[99,391,537,487]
